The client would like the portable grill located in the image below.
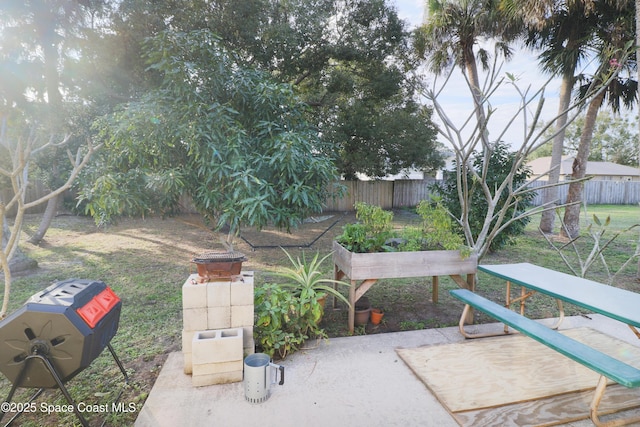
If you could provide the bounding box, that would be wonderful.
[0,279,128,427]
[191,251,247,282]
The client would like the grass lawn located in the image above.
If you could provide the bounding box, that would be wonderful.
[2,204,639,425]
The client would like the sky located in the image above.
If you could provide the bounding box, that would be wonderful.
[391,0,565,151]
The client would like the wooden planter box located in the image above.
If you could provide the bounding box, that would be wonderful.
[332,241,478,332]
[332,241,477,281]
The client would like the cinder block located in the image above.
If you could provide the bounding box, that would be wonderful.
[244,338,255,357]
[182,330,196,353]
[207,281,231,307]
[192,360,243,376]
[183,307,208,331]
[240,326,254,349]
[207,306,231,329]
[192,370,242,387]
[192,328,243,364]
[182,276,207,309]
[183,352,192,375]
[239,271,254,284]
[231,281,254,306]
[231,305,254,328]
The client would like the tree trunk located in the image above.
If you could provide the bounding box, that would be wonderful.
[463,44,490,149]
[29,3,63,245]
[539,73,574,233]
[27,193,60,245]
[561,90,605,239]
[2,215,36,274]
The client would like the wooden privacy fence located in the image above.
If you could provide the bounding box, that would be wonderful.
[323,179,640,211]
[4,178,639,218]
[324,179,439,211]
[0,182,49,217]
[528,180,640,206]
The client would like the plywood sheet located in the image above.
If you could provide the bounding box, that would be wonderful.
[397,328,640,415]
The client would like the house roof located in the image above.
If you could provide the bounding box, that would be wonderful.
[527,156,640,177]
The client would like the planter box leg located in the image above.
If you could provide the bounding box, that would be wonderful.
[465,273,475,324]
[348,280,356,333]
[432,276,439,303]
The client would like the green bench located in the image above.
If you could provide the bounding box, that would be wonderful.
[450,288,640,426]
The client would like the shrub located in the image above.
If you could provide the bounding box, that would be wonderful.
[433,142,534,252]
[336,201,470,256]
[254,283,320,360]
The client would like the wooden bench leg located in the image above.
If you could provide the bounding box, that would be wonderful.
[590,375,640,427]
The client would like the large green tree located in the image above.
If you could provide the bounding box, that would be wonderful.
[0,0,109,244]
[78,30,340,241]
[105,0,443,179]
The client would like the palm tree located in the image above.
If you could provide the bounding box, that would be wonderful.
[501,0,598,234]
[561,1,636,239]
[416,0,520,149]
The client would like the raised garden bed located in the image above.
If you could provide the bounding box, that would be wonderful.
[333,241,478,332]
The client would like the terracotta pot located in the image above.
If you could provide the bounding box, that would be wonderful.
[370,308,384,325]
[354,307,371,326]
[354,297,371,326]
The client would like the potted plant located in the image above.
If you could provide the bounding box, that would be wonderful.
[354,297,371,326]
[333,199,478,332]
[275,249,352,324]
[370,308,384,325]
[254,250,352,359]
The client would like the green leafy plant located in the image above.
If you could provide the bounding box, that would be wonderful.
[254,250,351,359]
[337,201,470,257]
[276,250,351,320]
[416,197,469,256]
[254,284,307,359]
[336,202,394,252]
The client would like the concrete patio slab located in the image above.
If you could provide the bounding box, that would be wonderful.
[135,314,640,427]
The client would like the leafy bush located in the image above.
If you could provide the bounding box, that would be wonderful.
[336,202,394,252]
[254,283,314,360]
[432,142,534,252]
[416,197,467,252]
[254,250,350,359]
[336,201,470,256]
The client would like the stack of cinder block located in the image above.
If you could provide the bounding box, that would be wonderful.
[181,272,255,386]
